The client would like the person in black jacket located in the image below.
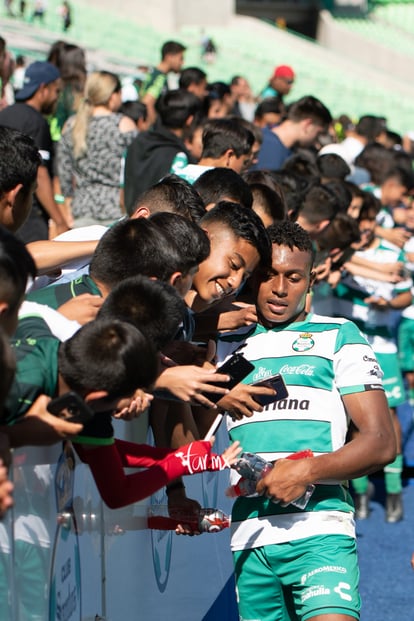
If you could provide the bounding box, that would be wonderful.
[0,61,71,241]
[124,90,201,213]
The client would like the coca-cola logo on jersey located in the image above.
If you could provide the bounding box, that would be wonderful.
[279,364,315,376]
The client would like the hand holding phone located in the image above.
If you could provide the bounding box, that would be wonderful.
[47,391,94,424]
[251,374,288,406]
[202,353,255,404]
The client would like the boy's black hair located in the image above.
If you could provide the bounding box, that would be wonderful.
[156,89,201,129]
[149,211,210,273]
[322,179,353,213]
[201,118,254,159]
[182,115,208,146]
[89,218,184,287]
[282,151,320,180]
[97,275,186,351]
[0,126,41,197]
[317,153,351,180]
[200,201,272,268]
[271,171,313,198]
[243,169,286,200]
[358,192,382,221]
[355,115,386,141]
[202,81,231,117]
[206,81,231,100]
[119,100,147,124]
[343,180,366,200]
[161,40,186,59]
[385,129,402,148]
[392,149,413,172]
[383,166,414,192]
[230,75,242,86]
[271,172,312,221]
[237,117,263,146]
[58,319,158,398]
[193,167,253,209]
[0,226,37,313]
[296,185,339,225]
[354,142,394,186]
[254,97,284,120]
[287,95,332,127]
[316,212,360,252]
[131,174,206,221]
[179,67,207,90]
[250,183,286,223]
[267,220,315,262]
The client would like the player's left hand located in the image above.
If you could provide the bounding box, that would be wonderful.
[256,456,312,506]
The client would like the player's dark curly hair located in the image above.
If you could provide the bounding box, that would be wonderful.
[266,220,315,262]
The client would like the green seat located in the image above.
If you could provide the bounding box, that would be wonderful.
[2,0,414,134]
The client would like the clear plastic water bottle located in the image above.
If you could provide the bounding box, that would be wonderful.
[227,450,315,510]
[232,452,274,480]
[226,477,261,498]
[147,506,230,533]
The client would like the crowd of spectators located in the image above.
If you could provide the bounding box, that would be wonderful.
[0,29,414,617]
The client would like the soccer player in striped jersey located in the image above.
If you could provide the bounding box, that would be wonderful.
[212,220,395,621]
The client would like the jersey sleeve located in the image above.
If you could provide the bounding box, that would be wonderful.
[141,73,166,100]
[333,320,384,396]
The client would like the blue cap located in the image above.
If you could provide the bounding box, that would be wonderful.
[15,61,60,101]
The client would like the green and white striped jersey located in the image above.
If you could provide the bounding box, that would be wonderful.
[216,313,384,549]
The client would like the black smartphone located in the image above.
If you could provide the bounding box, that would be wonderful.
[251,373,289,406]
[203,353,255,404]
[47,391,94,424]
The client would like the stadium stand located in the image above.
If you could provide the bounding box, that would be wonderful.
[2,0,414,134]
[333,13,414,59]
[375,1,414,34]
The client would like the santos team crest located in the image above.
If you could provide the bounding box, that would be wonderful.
[292,333,315,352]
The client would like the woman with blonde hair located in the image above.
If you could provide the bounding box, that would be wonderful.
[57,70,137,226]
